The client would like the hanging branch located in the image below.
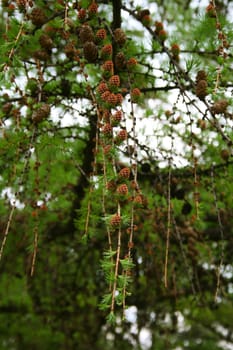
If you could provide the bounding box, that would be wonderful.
[164,156,172,289]
[0,127,37,261]
[185,101,200,221]
[110,202,122,314]
[125,70,138,260]
[31,216,39,276]
[208,0,229,94]
[172,216,197,297]
[82,89,101,240]
[211,165,225,301]
[30,145,40,276]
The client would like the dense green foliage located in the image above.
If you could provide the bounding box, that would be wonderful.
[0,0,233,349]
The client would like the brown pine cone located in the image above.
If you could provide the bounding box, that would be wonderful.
[33,50,50,61]
[79,25,95,44]
[110,214,121,227]
[117,184,129,196]
[32,104,50,123]
[102,123,112,135]
[96,28,107,41]
[119,167,130,179]
[211,99,228,114]
[39,34,53,51]
[30,8,47,27]
[64,42,77,59]
[196,70,207,83]
[115,52,126,70]
[195,80,208,99]
[83,41,98,62]
[114,28,127,46]
[111,111,122,125]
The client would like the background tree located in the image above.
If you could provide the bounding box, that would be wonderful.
[0,0,233,349]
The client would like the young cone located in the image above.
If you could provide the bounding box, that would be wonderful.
[110,214,121,227]
[30,7,47,27]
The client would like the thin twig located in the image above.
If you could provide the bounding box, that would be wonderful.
[30,217,39,276]
[111,203,122,313]
[164,158,172,288]
[4,21,25,71]
[0,203,17,260]
[211,165,225,301]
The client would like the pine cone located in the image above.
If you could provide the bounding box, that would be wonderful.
[197,119,206,130]
[155,21,164,35]
[115,52,126,70]
[114,28,127,46]
[77,8,86,21]
[109,75,120,87]
[119,167,130,179]
[106,93,117,106]
[131,88,141,102]
[102,123,112,135]
[97,82,108,94]
[83,41,98,62]
[106,180,116,191]
[33,50,50,61]
[103,144,112,154]
[220,149,230,161]
[88,2,98,16]
[110,214,121,227]
[141,15,151,26]
[117,184,128,196]
[39,34,53,51]
[158,29,167,42]
[102,110,110,122]
[102,60,114,72]
[137,9,150,20]
[101,44,112,59]
[96,28,107,41]
[115,129,127,144]
[102,60,114,77]
[135,194,147,207]
[206,3,216,18]
[196,70,207,83]
[79,25,95,44]
[32,104,50,123]
[195,80,208,99]
[187,237,198,263]
[116,93,123,105]
[111,110,122,125]
[127,57,138,70]
[30,8,47,27]
[171,43,180,56]
[101,91,111,102]
[64,42,77,59]
[211,99,228,114]
[133,194,143,205]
